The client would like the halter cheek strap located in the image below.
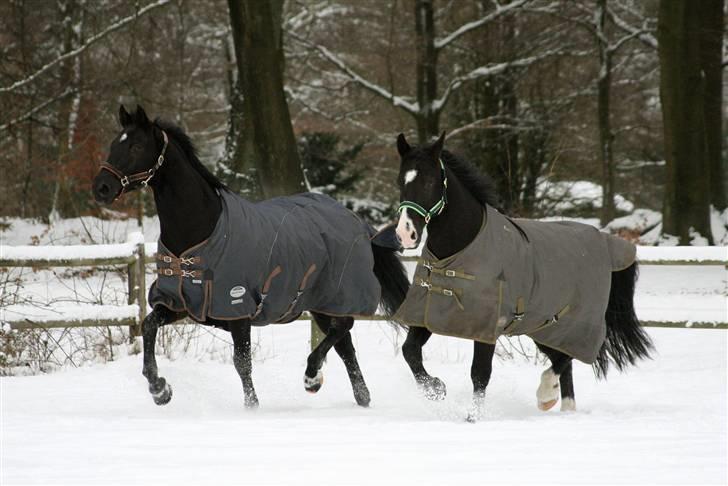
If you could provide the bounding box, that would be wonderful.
[98,130,169,200]
[397,159,448,225]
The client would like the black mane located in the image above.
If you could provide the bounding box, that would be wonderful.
[154,118,226,190]
[440,149,501,210]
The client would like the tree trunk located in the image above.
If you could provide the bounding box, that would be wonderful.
[50,0,82,222]
[226,0,305,199]
[700,0,725,211]
[597,0,616,226]
[415,0,439,143]
[658,0,714,243]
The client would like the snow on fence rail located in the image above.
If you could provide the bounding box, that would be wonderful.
[0,233,147,333]
[1,236,726,331]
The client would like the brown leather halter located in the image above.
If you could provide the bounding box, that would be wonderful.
[98,130,169,200]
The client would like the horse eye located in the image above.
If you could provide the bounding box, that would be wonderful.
[130,144,143,155]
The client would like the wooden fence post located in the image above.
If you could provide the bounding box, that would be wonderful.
[135,242,147,336]
[127,259,137,340]
[310,319,325,351]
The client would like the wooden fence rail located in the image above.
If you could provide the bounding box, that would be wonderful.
[1,238,726,331]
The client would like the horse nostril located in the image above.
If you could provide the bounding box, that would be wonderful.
[411,230,417,241]
[98,183,110,196]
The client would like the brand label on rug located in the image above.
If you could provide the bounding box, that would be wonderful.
[230,286,246,298]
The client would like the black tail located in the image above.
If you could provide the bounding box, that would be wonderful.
[371,244,410,320]
[593,262,654,378]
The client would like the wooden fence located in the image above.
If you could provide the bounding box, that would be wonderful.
[1,237,726,332]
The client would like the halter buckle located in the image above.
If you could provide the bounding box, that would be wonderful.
[120,175,129,187]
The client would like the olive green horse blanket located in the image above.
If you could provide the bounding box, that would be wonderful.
[394,205,636,364]
[148,189,381,325]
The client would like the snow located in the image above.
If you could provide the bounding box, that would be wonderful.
[536,179,635,213]
[636,246,727,263]
[1,326,725,484]
[1,303,138,324]
[606,208,662,233]
[1,232,144,262]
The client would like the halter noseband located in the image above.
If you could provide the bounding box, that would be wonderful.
[98,130,169,200]
[397,159,448,225]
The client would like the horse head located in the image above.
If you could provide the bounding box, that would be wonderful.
[93,104,168,204]
[395,131,448,249]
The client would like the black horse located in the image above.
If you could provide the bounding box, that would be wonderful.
[392,132,653,421]
[92,105,409,408]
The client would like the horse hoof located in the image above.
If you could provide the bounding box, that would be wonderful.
[538,398,558,411]
[560,397,576,412]
[353,384,371,407]
[422,377,447,401]
[536,368,559,411]
[151,379,173,406]
[304,371,324,394]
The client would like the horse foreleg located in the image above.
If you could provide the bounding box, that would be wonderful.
[304,314,352,396]
[402,326,446,400]
[141,306,176,405]
[466,341,495,422]
[230,321,258,408]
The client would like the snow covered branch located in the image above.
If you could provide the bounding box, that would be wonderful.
[0,0,172,94]
[434,0,532,50]
[288,32,419,116]
[607,6,657,50]
[0,87,77,133]
[435,48,562,113]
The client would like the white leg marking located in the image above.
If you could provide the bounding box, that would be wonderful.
[396,208,418,249]
[304,370,323,388]
[537,368,560,410]
[560,397,576,412]
[404,169,418,185]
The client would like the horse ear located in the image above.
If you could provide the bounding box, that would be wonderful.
[119,104,132,127]
[396,133,411,157]
[135,104,150,127]
[429,131,446,159]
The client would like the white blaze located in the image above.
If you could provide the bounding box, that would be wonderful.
[396,208,418,249]
[404,169,417,185]
[120,132,128,142]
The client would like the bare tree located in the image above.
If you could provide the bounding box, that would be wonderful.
[658,0,723,243]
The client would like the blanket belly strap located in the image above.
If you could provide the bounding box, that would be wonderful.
[418,258,475,281]
[275,264,317,323]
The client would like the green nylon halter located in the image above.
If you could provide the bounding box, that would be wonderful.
[397,159,448,225]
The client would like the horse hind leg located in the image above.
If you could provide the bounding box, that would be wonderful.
[535,343,575,412]
[304,313,369,406]
[332,321,371,407]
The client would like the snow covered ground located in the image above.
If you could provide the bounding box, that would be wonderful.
[2,325,726,485]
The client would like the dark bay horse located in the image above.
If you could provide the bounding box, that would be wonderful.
[92,105,409,408]
[391,132,653,421]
